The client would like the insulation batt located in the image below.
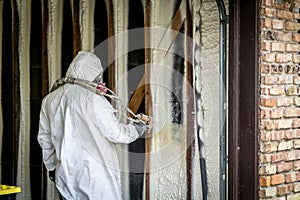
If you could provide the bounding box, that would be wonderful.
[37,51,141,199]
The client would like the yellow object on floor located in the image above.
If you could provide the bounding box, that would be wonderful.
[0,185,21,195]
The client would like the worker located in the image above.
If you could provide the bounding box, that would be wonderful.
[37,51,150,199]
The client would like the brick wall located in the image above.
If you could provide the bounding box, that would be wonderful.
[259,0,300,199]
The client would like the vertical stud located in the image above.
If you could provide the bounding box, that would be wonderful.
[185,0,195,199]
[107,0,115,93]
[144,0,152,199]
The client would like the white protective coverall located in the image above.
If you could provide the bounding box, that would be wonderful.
[38,51,140,199]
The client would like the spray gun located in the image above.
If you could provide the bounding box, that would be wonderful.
[51,77,153,129]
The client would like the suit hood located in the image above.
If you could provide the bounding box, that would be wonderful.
[66,51,103,82]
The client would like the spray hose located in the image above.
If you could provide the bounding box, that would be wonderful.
[50,77,152,128]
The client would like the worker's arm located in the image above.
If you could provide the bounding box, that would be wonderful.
[92,96,142,144]
[37,105,56,171]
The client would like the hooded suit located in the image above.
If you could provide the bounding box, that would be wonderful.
[38,51,139,199]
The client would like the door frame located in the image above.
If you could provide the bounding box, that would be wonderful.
[228,0,259,199]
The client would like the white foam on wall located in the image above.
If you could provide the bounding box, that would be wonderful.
[10,0,229,198]
[80,0,95,51]
[148,1,190,199]
[47,1,64,199]
[199,0,221,198]
[196,0,229,199]
[48,0,63,88]
[113,0,130,198]
[16,0,32,199]
[192,0,204,198]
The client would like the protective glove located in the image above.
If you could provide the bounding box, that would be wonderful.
[136,113,152,125]
[133,121,147,137]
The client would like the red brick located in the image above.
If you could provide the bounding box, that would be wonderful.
[285,65,299,74]
[261,131,271,142]
[286,150,300,161]
[286,22,299,31]
[270,108,284,119]
[273,2,289,9]
[294,160,300,171]
[276,10,293,19]
[294,182,300,192]
[263,142,279,152]
[262,75,278,84]
[263,0,272,6]
[274,31,291,41]
[262,53,276,62]
[261,98,277,107]
[260,154,272,164]
[260,176,271,186]
[260,64,271,74]
[270,130,285,140]
[278,75,293,84]
[292,118,300,128]
[275,119,293,129]
[295,130,300,139]
[294,12,300,19]
[286,44,300,52]
[262,18,272,29]
[286,85,298,96]
[270,65,284,74]
[285,172,300,183]
[293,54,300,64]
[285,129,300,139]
[293,76,300,84]
[287,193,300,200]
[261,87,269,95]
[262,31,276,41]
[277,184,293,195]
[271,174,285,185]
[262,41,271,51]
[272,19,285,29]
[294,140,300,148]
[278,140,293,151]
[275,53,292,63]
[271,42,285,52]
[277,97,293,107]
[294,97,300,106]
[259,188,277,198]
[262,120,275,130]
[277,162,293,173]
[284,108,300,117]
[261,109,270,119]
[264,7,275,17]
[272,151,287,163]
[260,164,277,175]
[270,86,285,95]
[292,33,300,42]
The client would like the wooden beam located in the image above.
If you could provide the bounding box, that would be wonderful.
[185,0,195,199]
[107,0,115,94]
[161,0,186,58]
[144,0,152,199]
[128,76,145,114]
[128,1,185,112]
